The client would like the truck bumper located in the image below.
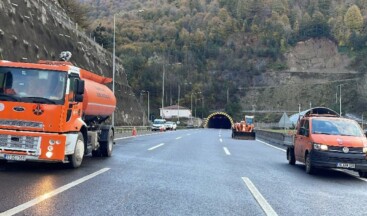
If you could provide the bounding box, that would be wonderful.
[0,129,67,162]
[310,150,367,171]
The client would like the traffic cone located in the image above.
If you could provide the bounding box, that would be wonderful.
[132,127,137,136]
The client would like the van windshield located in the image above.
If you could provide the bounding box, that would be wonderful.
[312,119,364,137]
[0,67,67,104]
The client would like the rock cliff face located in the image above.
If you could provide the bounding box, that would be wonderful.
[0,0,145,125]
[241,38,367,116]
[285,39,353,73]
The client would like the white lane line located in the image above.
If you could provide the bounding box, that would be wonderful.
[0,168,110,216]
[336,169,367,182]
[223,147,231,155]
[176,136,182,140]
[242,177,278,216]
[256,139,286,152]
[187,133,191,136]
[148,143,165,151]
[219,138,223,143]
[114,132,156,140]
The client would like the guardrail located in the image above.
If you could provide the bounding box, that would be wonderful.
[255,130,294,147]
[115,126,151,133]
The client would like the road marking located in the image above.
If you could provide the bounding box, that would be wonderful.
[0,168,110,216]
[114,132,156,140]
[187,133,191,136]
[148,143,165,151]
[241,177,278,216]
[223,147,231,155]
[219,138,223,143]
[335,169,367,182]
[256,140,286,152]
[176,136,182,140]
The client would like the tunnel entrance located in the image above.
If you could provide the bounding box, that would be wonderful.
[205,112,234,129]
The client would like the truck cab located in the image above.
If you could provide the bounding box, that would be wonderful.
[287,107,367,177]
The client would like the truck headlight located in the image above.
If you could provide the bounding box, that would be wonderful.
[313,143,328,151]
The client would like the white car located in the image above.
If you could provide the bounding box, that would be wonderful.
[165,121,177,130]
[151,119,166,131]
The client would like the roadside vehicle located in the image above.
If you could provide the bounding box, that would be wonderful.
[287,107,367,177]
[0,52,116,168]
[151,119,166,131]
[165,121,177,130]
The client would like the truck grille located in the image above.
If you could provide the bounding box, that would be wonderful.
[0,119,44,129]
[0,134,41,153]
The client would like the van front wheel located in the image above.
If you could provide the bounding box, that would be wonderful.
[305,153,316,174]
[359,171,367,178]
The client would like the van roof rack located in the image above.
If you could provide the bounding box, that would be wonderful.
[304,107,339,117]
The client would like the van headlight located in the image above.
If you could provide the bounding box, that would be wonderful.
[313,143,328,151]
[363,147,367,153]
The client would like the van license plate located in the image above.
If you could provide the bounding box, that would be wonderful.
[4,154,26,161]
[337,163,355,169]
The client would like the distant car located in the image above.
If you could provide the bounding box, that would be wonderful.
[151,119,166,131]
[165,121,177,130]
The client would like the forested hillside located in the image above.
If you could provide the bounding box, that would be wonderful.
[75,0,367,120]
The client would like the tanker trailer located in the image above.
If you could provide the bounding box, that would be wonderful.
[0,55,116,168]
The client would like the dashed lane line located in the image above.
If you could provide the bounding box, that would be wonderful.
[242,177,278,216]
[0,168,110,216]
[223,147,231,155]
[219,138,223,143]
[176,136,182,140]
[148,143,165,151]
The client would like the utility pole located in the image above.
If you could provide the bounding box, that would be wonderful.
[177,85,180,123]
[161,63,165,117]
[112,14,116,127]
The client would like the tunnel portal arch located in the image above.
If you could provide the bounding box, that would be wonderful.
[204,112,234,129]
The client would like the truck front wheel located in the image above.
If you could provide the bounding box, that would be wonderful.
[101,129,114,157]
[68,132,85,168]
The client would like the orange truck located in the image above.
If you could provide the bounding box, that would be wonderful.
[0,56,116,168]
[232,115,255,140]
[287,107,367,177]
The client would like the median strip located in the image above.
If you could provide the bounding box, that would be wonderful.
[148,143,165,151]
[241,177,278,216]
[0,168,110,216]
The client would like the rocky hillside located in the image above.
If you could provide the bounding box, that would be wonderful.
[0,0,145,125]
[240,38,367,121]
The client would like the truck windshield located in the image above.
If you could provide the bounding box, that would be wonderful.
[312,119,364,137]
[0,67,67,104]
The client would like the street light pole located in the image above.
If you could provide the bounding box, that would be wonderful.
[177,85,180,123]
[141,90,150,123]
[112,14,116,127]
[161,63,165,118]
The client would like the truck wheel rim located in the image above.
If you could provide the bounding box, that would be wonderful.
[75,140,84,161]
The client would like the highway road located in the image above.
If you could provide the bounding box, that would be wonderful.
[1,129,367,216]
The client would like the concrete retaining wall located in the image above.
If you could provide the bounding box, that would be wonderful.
[256,130,294,147]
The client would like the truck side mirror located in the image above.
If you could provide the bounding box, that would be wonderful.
[74,94,83,102]
[75,79,85,95]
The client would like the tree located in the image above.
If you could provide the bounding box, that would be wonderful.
[344,5,364,31]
